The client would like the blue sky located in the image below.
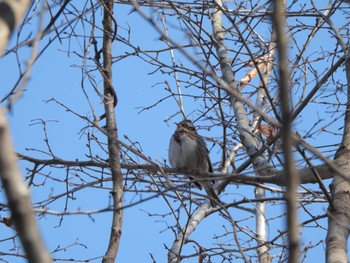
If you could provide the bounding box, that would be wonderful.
[0,3,200,262]
[0,1,348,262]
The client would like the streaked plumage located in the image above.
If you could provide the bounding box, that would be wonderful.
[168,119,220,207]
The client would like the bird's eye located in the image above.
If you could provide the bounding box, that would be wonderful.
[184,124,195,131]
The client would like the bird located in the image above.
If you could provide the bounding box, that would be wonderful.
[168,119,220,207]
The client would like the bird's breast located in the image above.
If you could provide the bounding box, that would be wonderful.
[169,134,198,169]
[179,135,198,157]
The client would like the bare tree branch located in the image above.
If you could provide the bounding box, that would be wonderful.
[326,14,350,263]
[0,1,51,262]
[0,112,51,263]
[211,1,272,262]
[2,1,350,262]
[17,151,340,186]
[272,1,299,262]
[0,0,30,54]
[100,1,124,262]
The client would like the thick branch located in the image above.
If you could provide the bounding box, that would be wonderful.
[17,152,340,186]
[272,2,299,262]
[0,1,51,262]
[211,1,271,263]
[0,0,30,54]
[101,1,124,263]
[326,22,350,263]
[0,112,51,263]
[168,203,211,263]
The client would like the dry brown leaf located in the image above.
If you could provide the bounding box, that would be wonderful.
[257,124,277,141]
[240,60,267,90]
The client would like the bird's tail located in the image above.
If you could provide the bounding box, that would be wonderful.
[202,183,220,208]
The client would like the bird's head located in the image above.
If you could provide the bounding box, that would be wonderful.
[177,119,196,133]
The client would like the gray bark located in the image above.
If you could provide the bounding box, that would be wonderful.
[0,1,51,262]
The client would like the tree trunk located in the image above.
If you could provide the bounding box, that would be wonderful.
[326,48,350,263]
[101,1,124,262]
[0,1,51,262]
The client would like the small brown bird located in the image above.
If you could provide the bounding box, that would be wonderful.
[168,119,220,207]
